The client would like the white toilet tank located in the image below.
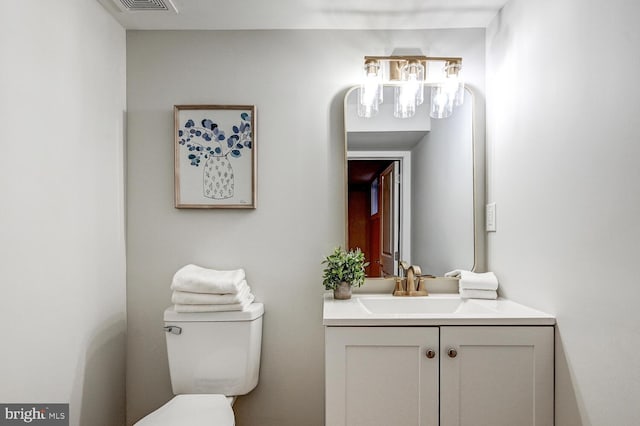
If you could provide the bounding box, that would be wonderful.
[163,303,264,396]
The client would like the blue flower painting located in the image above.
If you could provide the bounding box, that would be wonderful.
[177,111,253,201]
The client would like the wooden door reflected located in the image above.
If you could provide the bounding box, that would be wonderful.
[347,159,399,277]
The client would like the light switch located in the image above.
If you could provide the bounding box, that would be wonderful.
[486,203,496,232]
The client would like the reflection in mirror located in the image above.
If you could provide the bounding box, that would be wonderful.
[345,85,475,277]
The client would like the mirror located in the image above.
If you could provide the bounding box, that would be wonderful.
[345,85,477,277]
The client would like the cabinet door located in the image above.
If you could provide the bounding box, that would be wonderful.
[325,327,439,426]
[440,326,554,426]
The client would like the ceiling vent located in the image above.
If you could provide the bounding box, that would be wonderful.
[113,0,178,13]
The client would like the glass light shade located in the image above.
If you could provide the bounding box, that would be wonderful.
[393,60,424,119]
[430,85,454,119]
[358,88,379,118]
[405,61,424,105]
[394,85,416,118]
[357,61,383,118]
[443,61,465,107]
[430,73,466,119]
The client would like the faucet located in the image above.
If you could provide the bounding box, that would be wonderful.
[393,264,428,296]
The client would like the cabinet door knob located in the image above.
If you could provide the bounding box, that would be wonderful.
[425,349,436,359]
[447,348,458,358]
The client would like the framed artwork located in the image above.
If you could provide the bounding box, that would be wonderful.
[174,105,256,209]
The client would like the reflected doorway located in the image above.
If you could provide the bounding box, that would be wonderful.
[347,159,401,277]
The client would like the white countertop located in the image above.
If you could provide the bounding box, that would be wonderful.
[323,293,556,326]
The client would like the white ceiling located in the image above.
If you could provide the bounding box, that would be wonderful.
[99,0,508,30]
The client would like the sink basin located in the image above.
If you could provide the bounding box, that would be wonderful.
[359,297,464,314]
[357,296,499,315]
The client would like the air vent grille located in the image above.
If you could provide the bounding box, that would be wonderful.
[115,0,178,12]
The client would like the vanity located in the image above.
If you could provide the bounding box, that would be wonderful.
[333,80,554,425]
[323,293,555,426]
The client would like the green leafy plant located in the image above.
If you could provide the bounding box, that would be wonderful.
[322,247,369,290]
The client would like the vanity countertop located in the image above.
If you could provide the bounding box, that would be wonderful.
[323,293,556,326]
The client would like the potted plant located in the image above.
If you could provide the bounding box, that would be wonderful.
[322,247,369,300]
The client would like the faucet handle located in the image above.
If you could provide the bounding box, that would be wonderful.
[416,277,429,296]
[393,277,407,296]
[407,265,428,296]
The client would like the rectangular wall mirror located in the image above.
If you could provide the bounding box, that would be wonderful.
[344,85,481,278]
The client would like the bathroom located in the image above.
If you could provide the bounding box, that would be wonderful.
[1,0,639,425]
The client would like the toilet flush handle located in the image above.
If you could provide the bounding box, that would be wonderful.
[164,325,182,335]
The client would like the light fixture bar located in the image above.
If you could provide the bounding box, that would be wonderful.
[364,55,462,63]
[358,54,465,120]
[364,55,462,83]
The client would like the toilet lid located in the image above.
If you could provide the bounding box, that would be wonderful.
[134,394,234,426]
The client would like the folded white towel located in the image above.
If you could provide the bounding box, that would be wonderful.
[445,270,499,291]
[174,294,255,313]
[171,264,246,294]
[459,289,498,300]
[172,281,251,305]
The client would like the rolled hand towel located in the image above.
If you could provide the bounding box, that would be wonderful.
[174,294,255,313]
[445,270,499,291]
[171,281,251,305]
[460,289,498,300]
[171,264,246,294]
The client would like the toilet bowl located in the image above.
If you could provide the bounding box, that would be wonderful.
[134,303,264,425]
[134,395,234,426]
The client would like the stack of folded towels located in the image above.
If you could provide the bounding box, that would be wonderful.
[445,270,499,300]
[170,264,255,313]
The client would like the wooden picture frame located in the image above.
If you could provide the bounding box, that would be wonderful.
[174,105,256,209]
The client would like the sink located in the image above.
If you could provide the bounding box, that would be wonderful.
[323,293,556,326]
[357,296,500,315]
[359,297,465,314]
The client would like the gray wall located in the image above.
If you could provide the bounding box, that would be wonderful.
[126,28,485,425]
[0,1,127,425]
[486,0,640,424]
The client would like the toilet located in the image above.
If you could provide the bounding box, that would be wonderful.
[135,302,264,425]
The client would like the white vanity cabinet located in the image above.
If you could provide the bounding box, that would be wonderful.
[439,326,554,426]
[325,325,554,426]
[325,327,440,426]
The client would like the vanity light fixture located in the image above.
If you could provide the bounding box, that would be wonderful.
[358,55,465,119]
